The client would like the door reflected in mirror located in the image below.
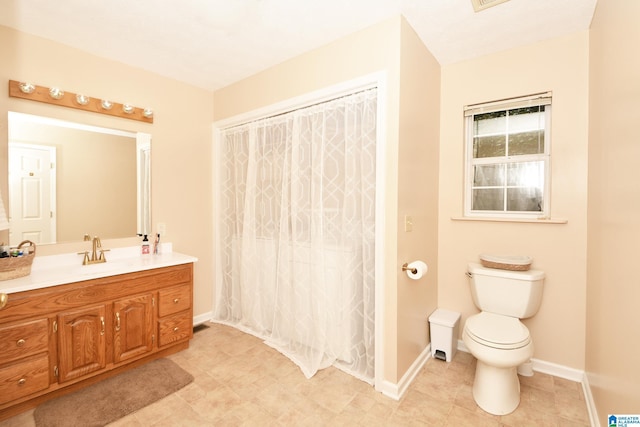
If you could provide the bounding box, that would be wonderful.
[7,112,151,246]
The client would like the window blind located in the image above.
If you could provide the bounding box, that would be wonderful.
[464,92,552,117]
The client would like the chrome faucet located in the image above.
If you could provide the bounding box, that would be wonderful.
[79,234,109,265]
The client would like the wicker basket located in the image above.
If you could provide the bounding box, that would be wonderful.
[479,254,532,271]
[0,240,36,281]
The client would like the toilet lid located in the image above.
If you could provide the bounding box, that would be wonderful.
[465,312,531,349]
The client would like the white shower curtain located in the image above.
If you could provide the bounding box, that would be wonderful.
[137,133,151,236]
[214,88,377,382]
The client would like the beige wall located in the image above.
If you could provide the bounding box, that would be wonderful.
[587,0,640,415]
[396,22,440,378]
[214,16,440,383]
[0,25,215,317]
[439,32,590,369]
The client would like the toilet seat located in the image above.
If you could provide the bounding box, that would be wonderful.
[465,312,530,350]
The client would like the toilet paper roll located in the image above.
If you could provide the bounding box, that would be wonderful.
[406,260,428,280]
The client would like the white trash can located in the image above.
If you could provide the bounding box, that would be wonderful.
[428,309,461,362]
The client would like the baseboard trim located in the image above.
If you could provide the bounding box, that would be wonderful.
[193,311,213,327]
[457,339,583,382]
[530,358,584,382]
[582,373,600,427]
[379,344,432,400]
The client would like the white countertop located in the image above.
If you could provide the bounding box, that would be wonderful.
[0,243,198,294]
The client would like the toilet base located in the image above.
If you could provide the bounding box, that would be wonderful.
[472,360,521,415]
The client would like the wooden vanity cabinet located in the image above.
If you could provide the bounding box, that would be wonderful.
[57,304,108,383]
[0,262,193,420]
[0,318,51,406]
[157,284,193,347]
[112,293,155,364]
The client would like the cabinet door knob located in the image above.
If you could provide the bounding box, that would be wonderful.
[16,338,26,347]
[173,298,179,304]
[173,327,179,332]
[18,378,26,385]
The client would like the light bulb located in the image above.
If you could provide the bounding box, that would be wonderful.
[49,87,64,100]
[122,104,134,114]
[76,94,90,105]
[101,100,113,110]
[143,108,153,118]
[19,82,35,94]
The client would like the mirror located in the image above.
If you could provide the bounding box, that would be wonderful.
[7,112,151,246]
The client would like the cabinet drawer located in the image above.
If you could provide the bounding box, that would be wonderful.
[158,284,191,317]
[0,354,50,405]
[0,319,48,364]
[157,313,192,347]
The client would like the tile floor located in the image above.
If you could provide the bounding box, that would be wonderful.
[1,322,591,426]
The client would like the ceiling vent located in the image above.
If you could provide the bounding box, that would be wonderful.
[471,0,510,12]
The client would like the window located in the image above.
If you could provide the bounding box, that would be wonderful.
[464,93,552,219]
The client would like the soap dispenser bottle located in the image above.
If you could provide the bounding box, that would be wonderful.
[141,234,150,255]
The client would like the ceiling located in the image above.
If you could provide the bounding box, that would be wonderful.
[0,0,598,92]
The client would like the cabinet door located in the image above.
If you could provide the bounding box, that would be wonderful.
[113,293,154,363]
[57,305,107,383]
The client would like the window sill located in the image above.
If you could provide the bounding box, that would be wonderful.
[451,216,568,224]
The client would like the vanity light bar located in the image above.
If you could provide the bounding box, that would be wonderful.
[8,80,153,124]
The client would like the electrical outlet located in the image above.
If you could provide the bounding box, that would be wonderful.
[404,215,413,232]
[157,222,166,236]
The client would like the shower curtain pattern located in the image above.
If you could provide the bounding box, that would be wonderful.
[215,89,377,381]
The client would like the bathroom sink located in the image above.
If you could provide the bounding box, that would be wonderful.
[1,247,196,296]
[70,261,134,276]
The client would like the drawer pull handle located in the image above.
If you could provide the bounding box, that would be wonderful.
[100,316,105,336]
[18,378,26,385]
[173,298,179,304]
[115,312,121,332]
[16,339,26,347]
[173,327,179,332]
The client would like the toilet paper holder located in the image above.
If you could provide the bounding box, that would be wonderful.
[401,262,417,274]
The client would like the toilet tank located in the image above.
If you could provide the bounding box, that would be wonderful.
[467,263,545,318]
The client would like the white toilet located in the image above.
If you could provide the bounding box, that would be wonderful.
[462,262,545,415]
